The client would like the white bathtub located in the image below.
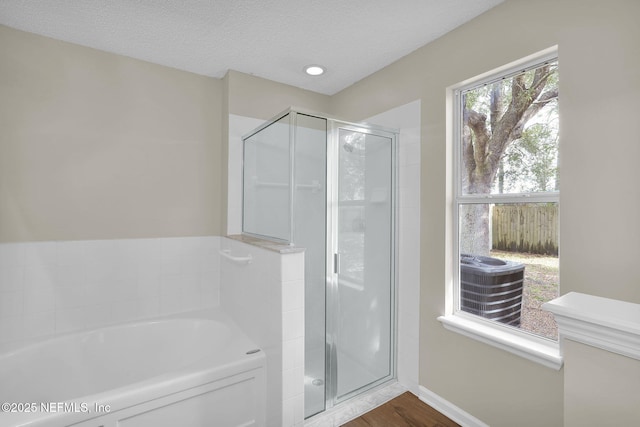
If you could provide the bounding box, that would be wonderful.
[0,309,266,427]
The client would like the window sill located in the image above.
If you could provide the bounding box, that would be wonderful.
[438,314,563,370]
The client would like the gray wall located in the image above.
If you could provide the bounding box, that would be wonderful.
[0,25,223,242]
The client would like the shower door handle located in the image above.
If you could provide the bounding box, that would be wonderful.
[334,253,340,274]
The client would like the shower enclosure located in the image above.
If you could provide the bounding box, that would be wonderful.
[242,109,396,418]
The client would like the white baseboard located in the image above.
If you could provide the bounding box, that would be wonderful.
[418,386,489,427]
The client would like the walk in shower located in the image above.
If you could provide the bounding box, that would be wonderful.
[242,109,397,418]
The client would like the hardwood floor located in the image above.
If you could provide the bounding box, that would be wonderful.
[341,392,461,427]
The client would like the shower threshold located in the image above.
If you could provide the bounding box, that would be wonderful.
[304,381,406,427]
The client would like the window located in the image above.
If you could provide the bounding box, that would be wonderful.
[450,50,560,349]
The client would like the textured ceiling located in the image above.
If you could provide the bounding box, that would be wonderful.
[0,0,503,95]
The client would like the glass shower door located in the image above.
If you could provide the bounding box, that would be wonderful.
[331,126,394,402]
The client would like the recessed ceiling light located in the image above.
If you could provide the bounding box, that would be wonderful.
[304,65,325,76]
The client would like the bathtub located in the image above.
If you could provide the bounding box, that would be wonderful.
[0,309,266,427]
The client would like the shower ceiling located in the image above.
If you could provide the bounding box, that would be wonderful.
[0,0,502,95]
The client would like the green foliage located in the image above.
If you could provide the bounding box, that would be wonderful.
[501,122,559,192]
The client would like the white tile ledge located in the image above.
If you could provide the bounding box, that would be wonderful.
[438,314,562,370]
[225,234,304,254]
[542,292,640,360]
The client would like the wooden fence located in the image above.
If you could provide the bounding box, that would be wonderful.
[492,204,558,255]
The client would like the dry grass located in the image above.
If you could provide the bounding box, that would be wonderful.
[490,250,559,340]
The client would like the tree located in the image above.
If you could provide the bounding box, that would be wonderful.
[460,62,558,255]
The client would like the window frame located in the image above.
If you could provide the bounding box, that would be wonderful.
[439,46,563,370]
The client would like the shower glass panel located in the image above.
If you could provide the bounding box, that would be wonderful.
[334,128,394,401]
[243,114,291,242]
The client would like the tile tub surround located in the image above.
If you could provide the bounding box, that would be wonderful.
[0,236,221,350]
[220,236,305,427]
